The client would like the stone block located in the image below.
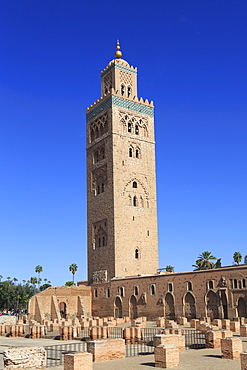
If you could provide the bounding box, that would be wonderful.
[241,351,247,370]
[206,330,222,348]
[87,339,125,362]
[221,330,232,338]
[3,346,46,369]
[222,319,230,330]
[154,344,179,368]
[230,321,240,332]
[221,337,243,359]
[240,325,247,337]
[153,334,185,352]
[212,319,222,328]
[64,352,92,370]
[178,317,187,326]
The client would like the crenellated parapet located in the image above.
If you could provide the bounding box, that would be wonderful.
[86,88,154,123]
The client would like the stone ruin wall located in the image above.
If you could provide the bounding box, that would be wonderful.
[89,265,247,320]
[28,286,91,322]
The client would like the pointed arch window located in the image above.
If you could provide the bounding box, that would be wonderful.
[135,248,139,259]
[121,84,125,96]
[133,196,137,207]
[127,86,131,97]
[129,148,133,157]
[91,129,95,142]
[135,125,139,135]
[133,181,137,188]
[128,122,132,133]
[95,126,99,139]
[136,149,139,158]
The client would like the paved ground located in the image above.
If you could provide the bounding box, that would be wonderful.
[1,335,247,369]
[41,348,245,370]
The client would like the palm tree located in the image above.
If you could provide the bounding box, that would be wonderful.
[233,252,242,265]
[69,263,78,284]
[35,265,43,288]
[193,251,217,270]
[165,265,174,272]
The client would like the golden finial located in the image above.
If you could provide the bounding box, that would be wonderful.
[115,40,122,59]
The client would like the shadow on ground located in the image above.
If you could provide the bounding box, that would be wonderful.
[141,362,155,367]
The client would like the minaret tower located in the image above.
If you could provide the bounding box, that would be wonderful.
[86,42,158,284]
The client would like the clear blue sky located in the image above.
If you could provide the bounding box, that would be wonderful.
[1,1,247,286]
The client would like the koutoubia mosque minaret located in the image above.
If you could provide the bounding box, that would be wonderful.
[86,42,158,285]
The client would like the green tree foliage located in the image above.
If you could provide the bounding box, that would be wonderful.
[0,273,52,311]
[0,278,36,311]
[233,252,242,265]
[193,251,217,270]
[215,258,222,268]
[69,264,78,283]
[165,265,174,272]
[35,265,43,288]
[65,281,74,286]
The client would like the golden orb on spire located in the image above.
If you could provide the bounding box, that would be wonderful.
[115,40,122,59]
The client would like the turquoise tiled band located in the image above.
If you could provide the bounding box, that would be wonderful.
[86,96,154,123]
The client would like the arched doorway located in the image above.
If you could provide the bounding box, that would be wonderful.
[129,295,138,319]
[114,296,123,318]
[221,290,228,319]
[165,293,175,320]
[184,292,196,320]
[206,291,218,319]
[59,302,66,319]
[237,297,247,317]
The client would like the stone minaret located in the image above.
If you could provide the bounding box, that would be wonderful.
[86,41,158,284]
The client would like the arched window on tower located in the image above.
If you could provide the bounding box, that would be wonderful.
[128,122,132,133]
[91,129,95,142]
[135,125,139,135]
[127,86,131,97]
[136,149,139,158]
[135,248,139,259]
[140,196,144,207]
[95,126,99,139]
[121,84,125,96]
[133,196,137,207]
[129,148,133,157]
[133,181,137,188]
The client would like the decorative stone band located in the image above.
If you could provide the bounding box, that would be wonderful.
[86,95,154,123]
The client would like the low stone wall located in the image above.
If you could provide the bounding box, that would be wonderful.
[0,316,17,325]
[3,346,46,369]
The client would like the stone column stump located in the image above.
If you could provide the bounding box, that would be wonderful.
[154,344,179,368]
[241,351,247,370]
[87,339,125,362]
[64,352,92,370]
[221,337,243,359]
[240,325,247,337]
